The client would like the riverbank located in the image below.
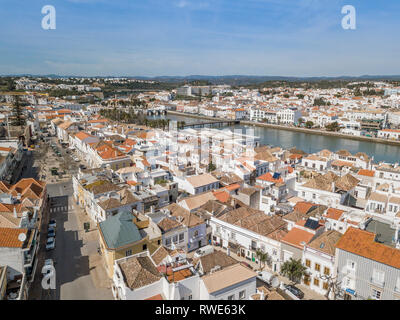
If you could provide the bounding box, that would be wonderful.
[167,110,400,147]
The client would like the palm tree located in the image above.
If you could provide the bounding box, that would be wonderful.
[280,258,307,284]
[255,249,271,271]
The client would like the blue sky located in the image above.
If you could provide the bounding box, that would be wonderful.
[0,0,399,76]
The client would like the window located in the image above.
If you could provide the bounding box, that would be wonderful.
[194,230,199,237]
[157,240,161,245]
[323,282,329,290]
[227,295,234,300]
[372,269,385,285]
[142,244,147,250]
[231,232,236,240]
[371,288,381,300]
[125,249,132,257]
[347,260,356,271]
[305,259,311,267]
[303,275,311,286]
[179,233,184,242]
[173,235,178,243]
[315,263,321,272]
[239,290,246,300]
[313,278,320,287]
[312,193,316,200]
[188,295,192,300]
[165,237,171,246]
[324,267,330,275]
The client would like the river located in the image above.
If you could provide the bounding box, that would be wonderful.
[147,114,400,164]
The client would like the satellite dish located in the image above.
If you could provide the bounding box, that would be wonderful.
[18,233,26,242]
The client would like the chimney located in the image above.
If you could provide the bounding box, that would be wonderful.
[13,207,17,218]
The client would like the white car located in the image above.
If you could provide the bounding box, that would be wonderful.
[46,237,56,251]
[42,259,54,273]
[48,219,56,228]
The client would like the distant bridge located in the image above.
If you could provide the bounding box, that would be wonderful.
[180,120,240,129]
[146,109,167,116]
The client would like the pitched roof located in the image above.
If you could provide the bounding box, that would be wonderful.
[151,246,170,266]
[99,212,143,249]
[257,172,283,184]
[325,208,345,221]
[195,250,237,274]
[118,255,162,290]
[157,217,182,233]
[0,227,27,248]
[335,227,400,269]
[307,230,342,256]
[357,169,375,177]
[281,227,315,249]
[218,207,287,239]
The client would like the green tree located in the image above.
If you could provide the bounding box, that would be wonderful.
[305,121,314,129]
[325,121,340,132]
[256,249,271,271]
[280,258,307,284]
[207,162,216,172]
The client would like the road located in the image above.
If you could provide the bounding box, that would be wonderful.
[30,180,113,300]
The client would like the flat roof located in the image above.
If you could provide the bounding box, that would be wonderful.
[202,263,256,294]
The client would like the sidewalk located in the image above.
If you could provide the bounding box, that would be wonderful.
[71,200,112,290]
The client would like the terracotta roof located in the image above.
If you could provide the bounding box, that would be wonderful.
[257,172,283,184]
[307,230,342,256]
[335,227,400,269]
[194,250,237,274]
[218,207,287,239]
[212,190,230,203]
[281,227,315,249]
[325,208,345,221]
[151,246,170,266]
[144,294,164,300]
[357,169,375,177]
[0,227,27,248]
[157,217,182,233]
[118,255,162,289]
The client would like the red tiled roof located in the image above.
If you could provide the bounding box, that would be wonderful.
[281,227,314,249]
[0,227,28,248]
[335,227,400,269]
[357,169,375,177]
[326,208,345,221]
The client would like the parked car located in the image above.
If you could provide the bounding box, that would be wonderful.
[284,284,304,299]
[240,261,253,270]
[48,220,56,228]
[193,245,214,258]
[46,237,56,251]
[42,259,54,273]
[47,229,56,238]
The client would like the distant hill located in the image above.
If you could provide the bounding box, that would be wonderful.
[3,74,400,86]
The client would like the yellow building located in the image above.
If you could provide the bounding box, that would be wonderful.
[98,211,161,278]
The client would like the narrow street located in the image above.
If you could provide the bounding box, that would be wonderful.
[29,180,113,300]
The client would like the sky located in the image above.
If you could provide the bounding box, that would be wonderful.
[0,0,399,77]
